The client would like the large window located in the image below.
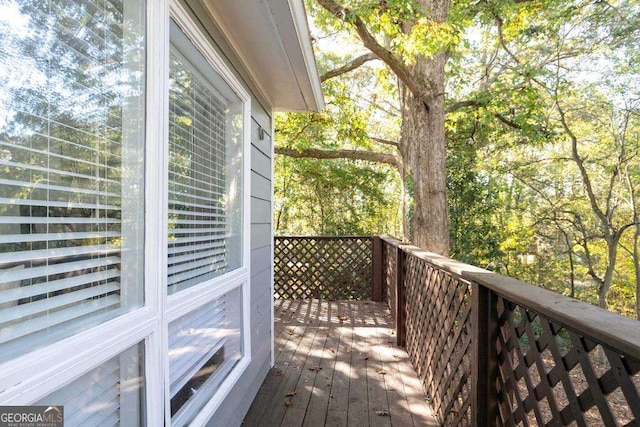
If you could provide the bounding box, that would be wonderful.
[0,0,145,363]
[167,20,244,295]
[165,15,249,425]
[0,1,251,425]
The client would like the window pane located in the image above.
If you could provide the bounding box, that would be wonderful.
[0,0,145,362]
[169,286,242,425]
[167,20,244,294]
[36,342,145,427]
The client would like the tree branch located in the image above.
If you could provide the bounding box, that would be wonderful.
[369,136,399,147]
[447,98,552,136]
[321,53,379,82]
[316,0,433,103]
[557,101,609,230]
[447,99,482,112]
[276,146,399,168]
[494,112,523,130]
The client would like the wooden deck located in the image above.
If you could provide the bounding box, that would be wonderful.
[243,299,437,426]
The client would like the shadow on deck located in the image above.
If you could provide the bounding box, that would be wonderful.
[243,299,437,426]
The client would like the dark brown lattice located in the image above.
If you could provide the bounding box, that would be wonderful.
[403,255,473,425]
[382,239,398,314]
[274,236,373,300]
[494,297,640,426]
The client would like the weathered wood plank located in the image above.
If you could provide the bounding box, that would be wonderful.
[282,324,328,425]
[325,410,348,427]
[365,325,392,427]
[243,321,306,425]
[347,326,369,426]
[244,300,435,427]
[327,325,352,414]
[302,324,342,426]
[371,302,417,427]
[262,322,320,426]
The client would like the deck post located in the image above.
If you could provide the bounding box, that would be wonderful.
[371,236,383,302]
[395,246,406,347]
[471,282,499,426]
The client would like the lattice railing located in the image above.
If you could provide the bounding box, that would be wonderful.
[381,238,640,427]
[381,238,398,317]
[404,255,473,425]
[274,236,373,300]
[492,294,640,426]
[273,235,640,425]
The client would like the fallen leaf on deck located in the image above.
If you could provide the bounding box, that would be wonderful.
[376,411,390,416]
[274,370,282,376]
[338,316,350,322]
[287,330,295,335]
[377,370,386,375]
[308,366,323,372]
[285,391,296,397]
[284,400,293,407]
[364,357,369,360]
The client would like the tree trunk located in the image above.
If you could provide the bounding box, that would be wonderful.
[634,225,640,319]
[597,241,618,310]
[400,52,449,255]
[312,0,451,254]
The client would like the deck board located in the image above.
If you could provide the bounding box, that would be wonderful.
[244,300,438,426]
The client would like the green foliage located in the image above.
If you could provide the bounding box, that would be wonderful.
[281,0,640,318]
[444,0,640,317]
[274,154,402,236]
[446,136,502,266]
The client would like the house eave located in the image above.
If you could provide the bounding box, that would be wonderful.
[201,0,324,113]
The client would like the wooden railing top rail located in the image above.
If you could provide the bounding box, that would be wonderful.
[276,235,373,240]
[380,235,640,360]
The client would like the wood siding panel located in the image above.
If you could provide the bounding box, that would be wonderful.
[251,245,271,279]
[251,145,272,180]
[251,171,271,202]
[251,223,271,250]
[251,198,271,224]
[250,269,272,302]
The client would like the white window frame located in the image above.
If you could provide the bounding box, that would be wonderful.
[0,1,253,426]
[164,2,252,425]
[0,0,158,408]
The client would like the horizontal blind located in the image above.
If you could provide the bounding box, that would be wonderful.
[0,0,144,362]
[167,47,228,294]
[168,297,227,398]
[37,343,144,427]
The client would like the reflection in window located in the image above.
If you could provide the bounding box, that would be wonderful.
[168,286,242,425]
[37,342,145,426]
[167,20,244,294]
[0,0,145,363]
